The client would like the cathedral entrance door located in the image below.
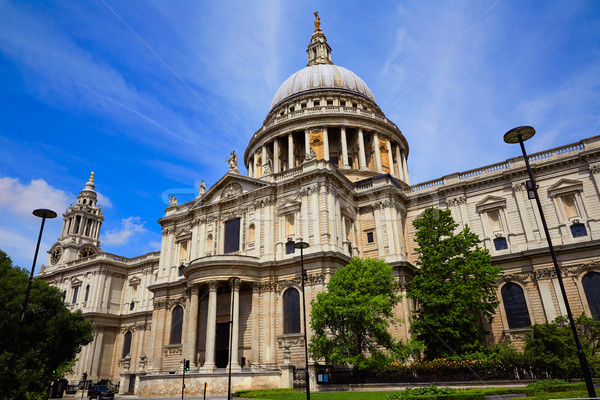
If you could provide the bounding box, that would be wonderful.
[215,322,230,368]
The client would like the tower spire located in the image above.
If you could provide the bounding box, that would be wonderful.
[307,12,333,66]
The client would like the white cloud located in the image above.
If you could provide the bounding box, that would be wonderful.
[0,177,72,217]
[96,192,113,209]
[101,216,147,246]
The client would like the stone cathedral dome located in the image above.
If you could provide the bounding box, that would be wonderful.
[270,64,375,110]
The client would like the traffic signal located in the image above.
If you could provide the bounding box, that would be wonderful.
[82,372,87,382]
[184,360,190,371]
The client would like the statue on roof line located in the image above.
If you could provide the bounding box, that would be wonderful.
[169,195,177,207]
[227,150,239,173]
[314,11,321,31]
[305,146,317,161]
[198,180,206,195]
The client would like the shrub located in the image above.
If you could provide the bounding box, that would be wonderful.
[525,379,567,393]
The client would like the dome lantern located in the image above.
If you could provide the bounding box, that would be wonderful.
[306,12,332,66]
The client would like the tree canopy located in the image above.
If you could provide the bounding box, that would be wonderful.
[0,250,94,399]
[407,207,502,359]
[309,257,404,370]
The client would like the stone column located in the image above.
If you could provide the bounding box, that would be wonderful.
[288,133,294,169]
[201,281,217,372]
[387,140,395,176]
[185,285,199,367]
[304,129,310,158]
[373,133,383,173]
[250,284,260,370]
[395,145,403,181]
[358,128,367,170]
[323,127,329,161]
[341,127,349,168]
[261,145,268,176]
[229,279,241,372]
[273,139,280,173]
[401,150,410,185]
[90,326,104,380]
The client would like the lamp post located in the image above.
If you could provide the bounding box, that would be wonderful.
[17,209,57,345]
[227,276,240,400]
[504,126,596,398]
[294,241,310,400]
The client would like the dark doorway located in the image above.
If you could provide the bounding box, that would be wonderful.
[215,322,230,368]
[128,374,136,394]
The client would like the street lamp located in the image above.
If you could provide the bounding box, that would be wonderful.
[16,209,57,345]
[504,126,596,398]
[227,276,240,400]
[294,240,311,400]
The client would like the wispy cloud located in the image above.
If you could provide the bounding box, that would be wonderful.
[101,216,146,246]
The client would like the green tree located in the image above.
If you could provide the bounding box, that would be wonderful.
[0,250,94,400]
[309,257,403,370]
[524,315,600,379]
[407,207,502,359]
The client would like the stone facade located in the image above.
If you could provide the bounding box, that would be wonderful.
[37,15,600,396]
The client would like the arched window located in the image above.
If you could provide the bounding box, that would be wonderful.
[582,272,600,320]
[207,234,213,254]
[170,305,184,344]
[248,224,255,242]
[283,288,301,334]
[501,283,531,329]
[122,331,132,358]
[84,285,90,302]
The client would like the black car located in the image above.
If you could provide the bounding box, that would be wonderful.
[87,384,116,400]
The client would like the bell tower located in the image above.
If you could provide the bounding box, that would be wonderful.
[47,172,104,267]
[306,12,333,66]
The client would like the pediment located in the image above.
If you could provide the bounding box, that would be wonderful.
[129,276,141,286]
[175,227,192,240]
[277,198,302,214]
[476,195,506,212]
[191,173,270,207]
[548,179,583,195]
[71,277,82,286]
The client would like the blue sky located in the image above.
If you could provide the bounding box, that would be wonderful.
[1,1,599,270]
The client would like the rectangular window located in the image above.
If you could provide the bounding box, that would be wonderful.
[179,241,188,262]
[224,218,241,253]
[285,215,295,237]
[366,231,374,244]
[286,241,295,254]
[72,286,79,304]
[314,100,320,107]
[301,102,307,109]
[330,157,339,168]
[327,100,333,106]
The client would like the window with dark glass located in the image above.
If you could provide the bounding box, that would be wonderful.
[170,305,184,344]
[84,285,90,302]
[286,241,295,254]
[501,283,531,329]
[329,156,339,168]
[283,288,301,334]
[122,331,132,358]
[224,218,241,253]
[493,237,508,250]
[571,223,587,238]
[72,286,79,304]
[366,231,374,244]
[582,272,600,320]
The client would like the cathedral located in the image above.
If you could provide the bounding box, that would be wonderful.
[37,14,600,396]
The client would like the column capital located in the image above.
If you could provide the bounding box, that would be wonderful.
[207,280,218,291]
[229,278,241,291]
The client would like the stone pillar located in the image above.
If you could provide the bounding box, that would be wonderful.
[288,133,294,169]
[273,139,280,173]
[90,326,104,380]
[341,127,349,168]
[229,279,241,372]
[185,285,199,367]
[250,284,260,370]
[395,145,403,181]
[304,129,310,158]
[323,127,329,161]
[387,140,395,176]
[358,128,367,170]
[201,281,217,372]
[401,150,410,185]
[373,133,383,173]
[261,145,268,174]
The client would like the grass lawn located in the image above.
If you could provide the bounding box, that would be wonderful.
[239,391,392,399]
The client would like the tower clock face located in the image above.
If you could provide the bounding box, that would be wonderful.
[79,247,95,258]
[50,246,62,265]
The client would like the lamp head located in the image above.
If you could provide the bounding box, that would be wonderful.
[504,126,535,144]
[294,241,310,249]
[32,209,57,219]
